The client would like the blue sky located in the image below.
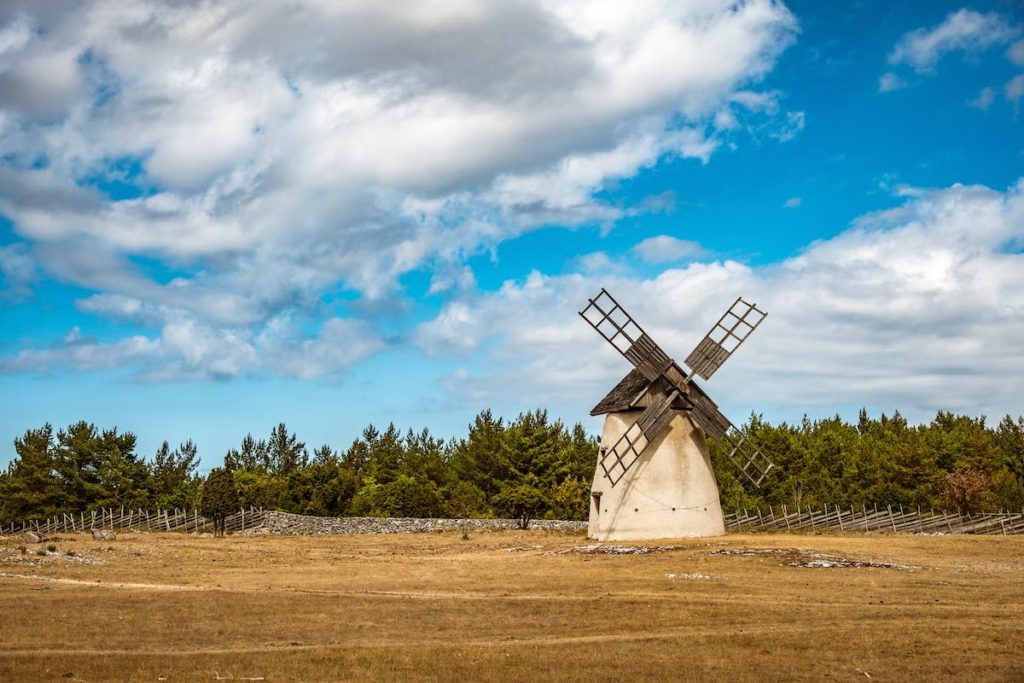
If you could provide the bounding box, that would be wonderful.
[1,0,1022,470]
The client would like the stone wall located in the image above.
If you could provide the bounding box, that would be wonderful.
[244,511,587,536]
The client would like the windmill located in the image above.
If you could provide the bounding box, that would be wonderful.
[579,288,772,540]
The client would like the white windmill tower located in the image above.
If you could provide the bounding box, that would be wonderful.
[579,288,773,541]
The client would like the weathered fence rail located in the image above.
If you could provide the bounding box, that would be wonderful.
[726,504,1024,535]
[0,506,266,535]
[4,504,1023,536]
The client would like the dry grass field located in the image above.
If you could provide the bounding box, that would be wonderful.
[0,529,1022,682]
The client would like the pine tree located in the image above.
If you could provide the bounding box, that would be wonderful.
[0,424,60,521]
[201,467,240,536]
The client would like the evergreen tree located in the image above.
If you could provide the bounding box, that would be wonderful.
[267,423,307,476]
[201,467,240,536]
[151,440,201,509]
[0,424,59,521]
[450,410,510,501]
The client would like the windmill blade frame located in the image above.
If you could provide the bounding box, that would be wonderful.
[684,297,767,380]
[680,385,774,488]
[581,287,775,489]
[579,289,683,383]
[722,424,774,487]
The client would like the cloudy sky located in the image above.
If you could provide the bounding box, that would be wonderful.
[1,0,1022,468]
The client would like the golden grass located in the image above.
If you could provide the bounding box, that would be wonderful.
[1,529,1022,682]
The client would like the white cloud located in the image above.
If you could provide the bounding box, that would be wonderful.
[631,235,705,263]
[783,197,802,209]
[0,0,801,379]
[888,9,1019,73]
[255,316,385,380]
[968,86,995,111]
[573,251,627,275]
[1009,40,1024,67]
[770,110,805,142]
[0,313,384,381]
[878,72,906,93]
[0,242,36,299]
[415,179,1024,422]
[1006,75,1024,110]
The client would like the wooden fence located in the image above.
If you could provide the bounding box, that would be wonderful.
[4,504,1024,536]
[0,506,266,536]
[726,503,1024,535]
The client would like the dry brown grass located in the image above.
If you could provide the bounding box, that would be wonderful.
[0,529,1022,682]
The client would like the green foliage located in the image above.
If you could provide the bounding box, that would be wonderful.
[492,475,549,529]
[546,477,588,521]
[5,408,1024,525]
[713,410,1024,513]
[150,440,201,510]
[0,424,60,521]
[200,467,239,536]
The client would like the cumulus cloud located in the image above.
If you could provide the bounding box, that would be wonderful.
[0,242,36,300]
[1009,40,1024,67]
[783,197,802,208]
[878,72,906,93]
[415,180,1024,422]
[968,86,995,111]
[770,110,805,141]
[1006,75,1024,111]
[573,251,628,275]
[631,235,705,263]
[0,313,384,381]
[888,9,1019,73]
[0,0,800,380]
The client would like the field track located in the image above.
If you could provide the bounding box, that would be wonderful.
[1,530,1022,682]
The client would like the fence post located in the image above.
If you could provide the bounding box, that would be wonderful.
[887,505,897,533]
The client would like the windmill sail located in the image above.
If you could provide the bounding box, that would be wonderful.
[597,392,676,486]
[722,424,774,487]
[684,297,767,380]
[684,386,773,487]
[581,287,774,489]
[579,289,688,385]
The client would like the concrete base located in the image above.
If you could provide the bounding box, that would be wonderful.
[588,411,725,541]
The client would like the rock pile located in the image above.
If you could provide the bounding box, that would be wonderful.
[243,511,587,536]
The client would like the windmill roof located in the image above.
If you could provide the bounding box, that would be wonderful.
[590,368,650,415]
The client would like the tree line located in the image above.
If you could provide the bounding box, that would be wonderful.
[2,408,1023,524]
[712,410,1024,514]
[0,410,596,525]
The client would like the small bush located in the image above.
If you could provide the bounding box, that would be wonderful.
[17,546,26,555]
[47,544,57,552]
[35,548,46,556]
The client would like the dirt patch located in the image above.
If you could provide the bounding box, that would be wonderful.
[710,547,916,569]
[550,544,681,555]
[665,572,714,580]
[0,546,102,566]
